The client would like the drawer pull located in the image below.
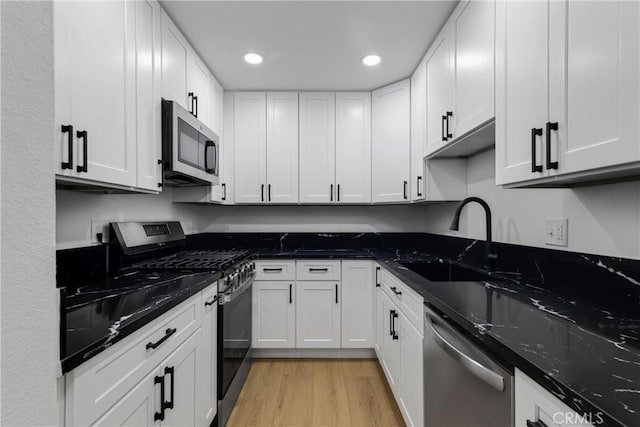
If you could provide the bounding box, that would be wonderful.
[146,328,177,350]
[309,268,329,272]
[390,286,402,296]
[375,266,380,287]
[263,267,283,272]
[204,296,217,307]
[526,420,548,427]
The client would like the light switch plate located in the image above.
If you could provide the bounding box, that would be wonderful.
[545,218,568,246]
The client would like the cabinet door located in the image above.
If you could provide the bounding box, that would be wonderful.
[453,0,495,137]
[426,30,455,155]
[135,0,162,191]
[375,286,383,358]
[295,281,341,348]
[372,80,411,203]
[234,92,266,203]
[410,63,427,201]
[550,0,640,176]
[380,291,401,392]
[398,314,424,427]
[187,53,212,129]
[299,92,336,203]
[161,330,200,427]
[335,92,371,203]
[495,0,550,185]
[92,368,160,427]
[210,76,224,136]
[197,289,217,425]
[266,92,299,204]
[55,0,136,187]
[341,261,374,348]
[161,10,189,109]
[253,281,296,348]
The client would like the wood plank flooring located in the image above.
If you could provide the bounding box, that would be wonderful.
[226,359,405,427]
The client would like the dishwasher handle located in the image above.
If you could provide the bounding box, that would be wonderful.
[425,309,505,392]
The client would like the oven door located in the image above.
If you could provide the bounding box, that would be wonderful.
[218,277,252,398]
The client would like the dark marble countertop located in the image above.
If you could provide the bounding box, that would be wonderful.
[61,270,220,373]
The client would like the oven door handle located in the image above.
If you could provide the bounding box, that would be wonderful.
[425,308,505,392]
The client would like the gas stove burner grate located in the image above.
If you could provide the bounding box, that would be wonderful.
[133,249,250,271]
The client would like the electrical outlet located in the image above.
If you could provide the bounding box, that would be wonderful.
[91,220,109,244]
[545,218,568,246]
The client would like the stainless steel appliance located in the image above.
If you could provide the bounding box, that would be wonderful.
[161,99,219,186]
[424,305,514,427]
[217,261,254,427]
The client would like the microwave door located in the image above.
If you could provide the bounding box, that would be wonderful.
[177,117,200,170]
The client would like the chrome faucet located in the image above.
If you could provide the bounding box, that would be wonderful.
[449,197,498,267]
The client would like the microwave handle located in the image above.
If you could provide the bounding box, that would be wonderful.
[204,141,216,174]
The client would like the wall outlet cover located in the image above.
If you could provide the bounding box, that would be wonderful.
[90,220,110,244]
[545,218,568,246]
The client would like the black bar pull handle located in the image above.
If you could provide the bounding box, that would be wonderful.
[188,92,194,114]
[263,267,283,272]
[403,180,408,200]
[546,121,559,170]
[76,130,88,173]
[389,310,393,336]
[193,95,198,118]
[164,366,175,410]
[222,183,227,201]
[375,266,381,287]
[330,184,333,202]
[204,296,217,307]
[335,284,339,304]
[309,268,329,272]
[441,115,447,141]
[417,176,423,197]
[261,184,264,202]
[337,184,340,202]
[446,111,453,139]
[289,284,292,304]
[526,420,548,427]
[390,286,402,296]
[392,310,399,340]
[268,184,271,202]
[154,375,165,421]
[146,328,177,350]
[531,128,543,173]
[61,125,74,169]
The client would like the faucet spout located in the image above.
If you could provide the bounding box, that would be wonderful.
[449,197,496,266]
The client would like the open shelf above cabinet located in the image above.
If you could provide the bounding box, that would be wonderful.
[426,120,495,160]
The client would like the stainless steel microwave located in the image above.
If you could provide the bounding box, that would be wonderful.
[161,99,219,186]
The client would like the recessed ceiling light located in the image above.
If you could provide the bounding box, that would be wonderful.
[362,54,381,66]
[244,52,263,65]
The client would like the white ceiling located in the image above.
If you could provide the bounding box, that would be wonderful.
[160,1,458,91]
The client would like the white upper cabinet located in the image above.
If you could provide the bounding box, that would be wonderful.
[266,92,299,204]
[426,0,495,157]
[410,62,427,201]
[161,10,189,108]
[299,92,336,203]
[234,92,267,203]
[372,80,411,203]
[335,93,372,204]
[187,54,212,129]
[54,0,162,191]
[496,0,640,186]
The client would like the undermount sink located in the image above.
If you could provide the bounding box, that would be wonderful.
[399,261,493,282]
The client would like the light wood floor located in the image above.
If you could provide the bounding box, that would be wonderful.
[226,359,405,427]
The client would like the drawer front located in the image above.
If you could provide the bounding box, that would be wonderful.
[254,260,296,280]
[296,260,341,281]
[382,269,424,334]
[66,291,203,426]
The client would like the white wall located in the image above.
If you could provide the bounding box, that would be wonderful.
[196,204,428,233]
[1,2,59,425]
[423,149,640,259]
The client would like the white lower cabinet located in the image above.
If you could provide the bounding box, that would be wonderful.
[379,290,401,391]
[398,312,424,427]
[296,281,341,348]
[253,281,296,348]
[341,261,375,348]
[197,287,218,425]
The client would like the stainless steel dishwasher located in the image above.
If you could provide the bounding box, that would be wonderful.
[424,306,514,427]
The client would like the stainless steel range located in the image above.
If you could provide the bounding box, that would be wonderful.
[109,221,254,427]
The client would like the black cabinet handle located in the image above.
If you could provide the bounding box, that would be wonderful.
[61,124,73,169]
[188,92,194,115]
[261,184,264,202]
[441,115,447,141]
[75,130,88,173]
[531,128,543,173]
[330,184,333,202]
[263,267,283,272]
[164,366,175,410]
[335,284,339,304]
[390,286,402,296]
[146,328,176,350]
[337,184,340,202]
[204,296,217,307]
[526,420,548,427]
[403,181,408,200]
[309,268,328,272]
[222,183,227,201]
[392,310,399,340]
[289,284,292,304]
[268,184,271,202]
[375,266,380,287]
[446,111,453,139]
[154,375,165,421]
[204,140,216,173]
[193,95,198,118]
[417,176,422,197]
[546,121,558,170]
[389,310,393,336]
